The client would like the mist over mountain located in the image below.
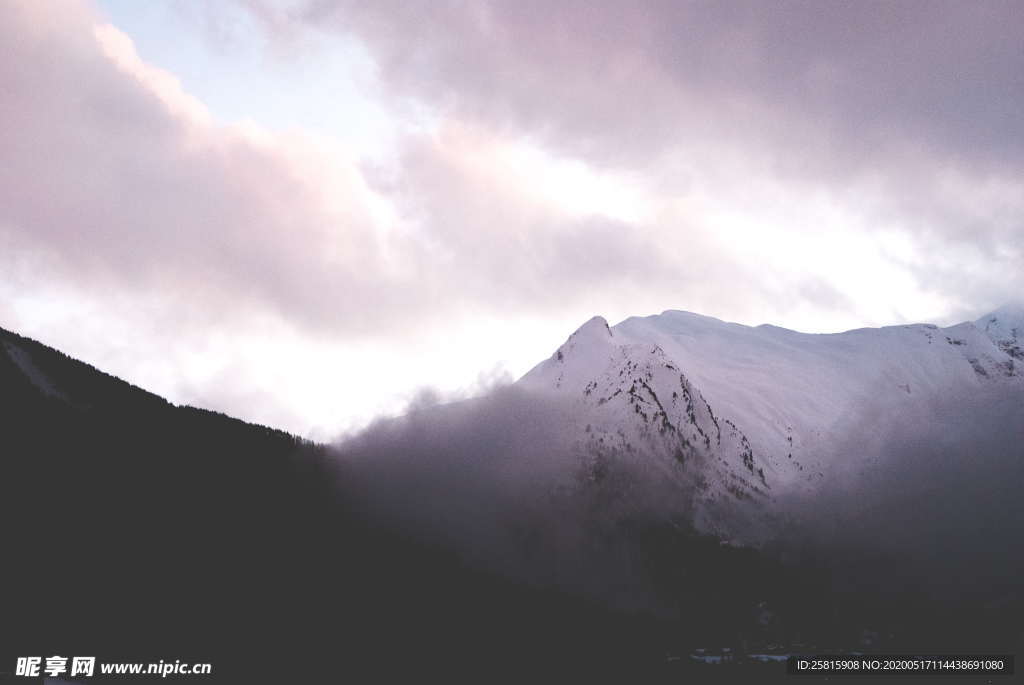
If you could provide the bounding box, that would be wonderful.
[0,324,716,681]
[334,305,1024,655]
[347,303,1024,543]
[788,380,1024,599]
[3,305,1023,681]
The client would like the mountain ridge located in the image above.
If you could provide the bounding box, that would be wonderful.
[0,324,303,440]
[518,305,1024,541]
[3,312,1023,675]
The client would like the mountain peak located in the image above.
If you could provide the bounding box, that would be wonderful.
[571,315,613,340]
[979,302,1024,321]
[976,302,1024,333]
[977,303,1023,359]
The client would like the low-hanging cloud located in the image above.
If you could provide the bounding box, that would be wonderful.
[777,379,1024,603]
[334,383,707,612]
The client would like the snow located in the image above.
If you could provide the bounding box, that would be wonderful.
[516,306,1024,541]
[976,302,1024,361]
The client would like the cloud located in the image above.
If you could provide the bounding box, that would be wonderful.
[779,379,1024,601]
[251,0,1024,312]
[2,0,1021,434]
[7,0,1020,337]
[0,1,406,336]
[335,383,704,610]
[282,0,1024,175]
[0,0,786,341]
[367,122,728,316]
[0,0,728,339]
[2,0,754,433]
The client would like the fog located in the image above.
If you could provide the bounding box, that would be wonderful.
[334,373,1024,623]
[333,383,710,613]
[777,380,1024,605]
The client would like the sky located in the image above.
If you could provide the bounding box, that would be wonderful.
[1,0,1021,439]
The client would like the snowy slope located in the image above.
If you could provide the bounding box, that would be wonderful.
[517,316,775,541]
[976,303,1024,363]
[518,305,1024,541]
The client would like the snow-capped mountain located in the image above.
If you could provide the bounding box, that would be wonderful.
[518,305,1024,542]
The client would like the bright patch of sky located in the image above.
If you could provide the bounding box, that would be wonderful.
[95,0,407,160]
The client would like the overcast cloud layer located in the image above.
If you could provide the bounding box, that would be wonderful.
[1,0,1021,435]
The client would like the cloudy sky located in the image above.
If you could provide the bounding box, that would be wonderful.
[2,0,1021,438]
